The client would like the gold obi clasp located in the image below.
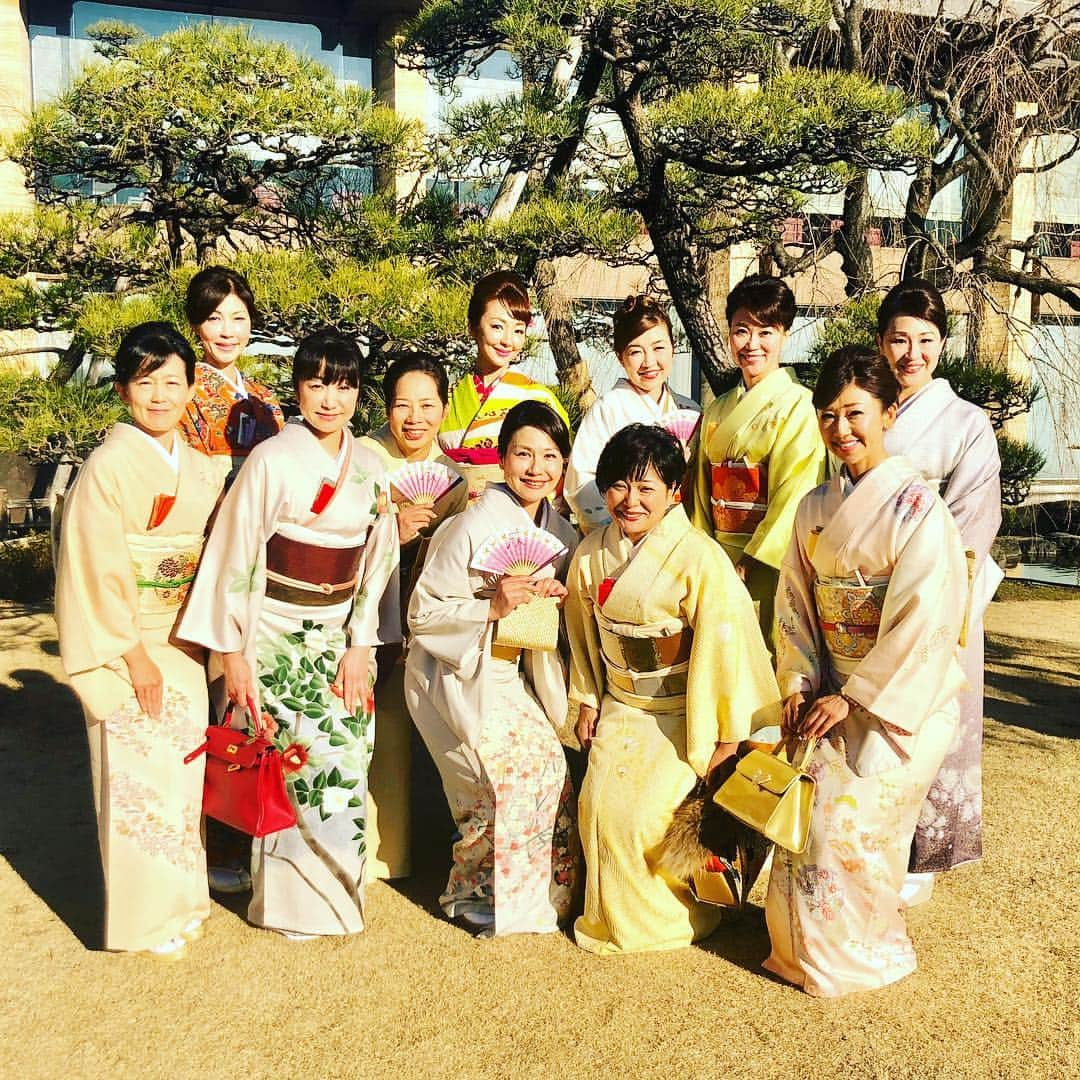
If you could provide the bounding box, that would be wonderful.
[813,576,889,660]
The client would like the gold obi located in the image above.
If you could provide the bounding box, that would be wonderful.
[599,625,693,696]
[813,577,889,660]
[711,460,768,535]
[128,532,204,616]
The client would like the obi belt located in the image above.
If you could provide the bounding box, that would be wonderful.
[597,617,693,701]
[264,534,364,607]
[711,460,768,535]
[813,575,889,673]
[129,532,205,621]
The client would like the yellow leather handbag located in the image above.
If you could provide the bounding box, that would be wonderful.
[494,594,560,652]
[712,738,817,854]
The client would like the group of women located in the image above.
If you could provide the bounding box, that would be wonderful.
[55,263,1000,998]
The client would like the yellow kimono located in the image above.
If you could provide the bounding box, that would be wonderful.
[356,426,468,880]
[55,423,223,952]
[690,367,825,645]
[564,505,780,955]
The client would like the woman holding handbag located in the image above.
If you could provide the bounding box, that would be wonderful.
[179,329,400,939]
[405,400,579,937]
[55,323,225,959]
[766,347,968,997]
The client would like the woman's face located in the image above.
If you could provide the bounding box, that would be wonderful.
[387,370,448,457]
[817,381,896,479]
[471,299,528,376]
[728,308,786,388]
[117,355,195,444]
[193,290,252,371]
[604,465,677,544]
[619,324,674,400]
[500,425,565,511]
[297,373,359,439]
[877,315,944,400]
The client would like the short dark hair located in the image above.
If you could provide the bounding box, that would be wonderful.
[114,322,197,385]
[292,328,363,391]
[812,346,901,411]
[725,274,796,331]
[613,294,673,356]
[497,399,571,460]
[876,278,948,339]
[596,424,686,493]
[382,352,450,408]
[468,270,532,330]
[185,265,259,328]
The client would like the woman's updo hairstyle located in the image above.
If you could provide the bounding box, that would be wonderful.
[382,352,450,408]
[812,346,901,411]
[467,270,532,330]
[725,274,796,330]
[596,423,685,494]
[613,295,673,356]
[114,322,197,386]
[497,399,571,460]
[876,278,948,339]
[185,265,259,328]
[292,328,363,391]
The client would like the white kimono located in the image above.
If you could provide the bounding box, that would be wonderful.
[885,378,1002,871]
[180,421,400,936]
[404,483,579,935]
[565,379,699,531]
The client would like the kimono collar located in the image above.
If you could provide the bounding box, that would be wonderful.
[613,377,674,416]
[369,422,442,464]
[738,364,798,400]
[122,423,180,474]
[200,361,248,400]
[476,481,554,530]
[896,377,956,419]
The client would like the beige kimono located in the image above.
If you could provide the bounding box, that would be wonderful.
[56,423,223,951]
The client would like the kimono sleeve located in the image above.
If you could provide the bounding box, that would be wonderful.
[942,411,1001,564]
[841,497,968,752]
[564,547,605,721]
[744,394,825,569]
[406,516,492,676]
[564,402,611,530]
[683,543,781,774]
[347,495,401,648]
[688,406,720,534]
[774,504,825,700]
[55,453,140,675]
[177,450,276,653]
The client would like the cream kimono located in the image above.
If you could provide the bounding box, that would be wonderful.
[404,483,579,935]
[565,379,700,531]
[885,378,1002,872]
[690,367,825,646]
[357,426,468,880]
[565,506,780,955]
[56,423,223,952]
[766,456,968,997]
[180,422,400,936]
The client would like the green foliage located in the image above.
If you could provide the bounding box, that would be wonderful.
[998,432,1046,507]
[0,534,54,602]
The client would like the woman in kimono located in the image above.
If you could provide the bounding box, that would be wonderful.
[565,295,700,531]
[690,275,825,647]
[439,269,570,500]
[358,353,467,880]
[179,329,400,939]
[565,424,780,955]
[766,347,968,998]
[406,400,579,937]
[877,279,1002,898]
[56,322,225,959]
[180,265,284,482]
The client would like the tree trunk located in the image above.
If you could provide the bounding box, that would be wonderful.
[837,171,875,296]
[47,336,88,386]
[533,259,594,409]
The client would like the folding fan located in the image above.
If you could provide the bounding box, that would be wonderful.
[470,527,568,578]
[658,409,702,450]
[389,460,463,506]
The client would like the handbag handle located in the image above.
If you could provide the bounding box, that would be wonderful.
[221,696,266,736]
[775,736,817,772]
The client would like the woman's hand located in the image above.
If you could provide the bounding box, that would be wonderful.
[331,646,372,717]
[780,692,806,740]
[488,574,542,621]
[797,693,849,740]
[575,704,599,751]
[397,503,436,545]
[705,740,740,786]
[533,578,568,605]
[123,643,163,719]
[222,652,257,710]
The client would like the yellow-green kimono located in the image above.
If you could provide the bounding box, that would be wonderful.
[689,367,825,646]
[564,505,780,955]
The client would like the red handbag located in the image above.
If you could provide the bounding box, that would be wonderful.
[184,700,297,838]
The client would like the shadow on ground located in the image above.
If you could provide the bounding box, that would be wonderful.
[985,632,1080,739]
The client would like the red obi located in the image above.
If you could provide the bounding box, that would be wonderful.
[710,460,768,535]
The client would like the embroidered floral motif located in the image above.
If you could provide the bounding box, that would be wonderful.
[893,481,934,525]
[111,772,201,869]
[106,687,196,756]
[135,549,201,608]
[794,864,841,921]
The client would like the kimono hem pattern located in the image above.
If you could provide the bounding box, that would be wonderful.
[565,378,700,531]
[357,426,467,880]
[885,378,1002,872]
[179,422,400,936]
[56,424,223,951]
[565,505,780,955]
[767,456,967,997]
[404,483,579,935]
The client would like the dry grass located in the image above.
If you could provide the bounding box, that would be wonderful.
[0,598,1077,1080]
